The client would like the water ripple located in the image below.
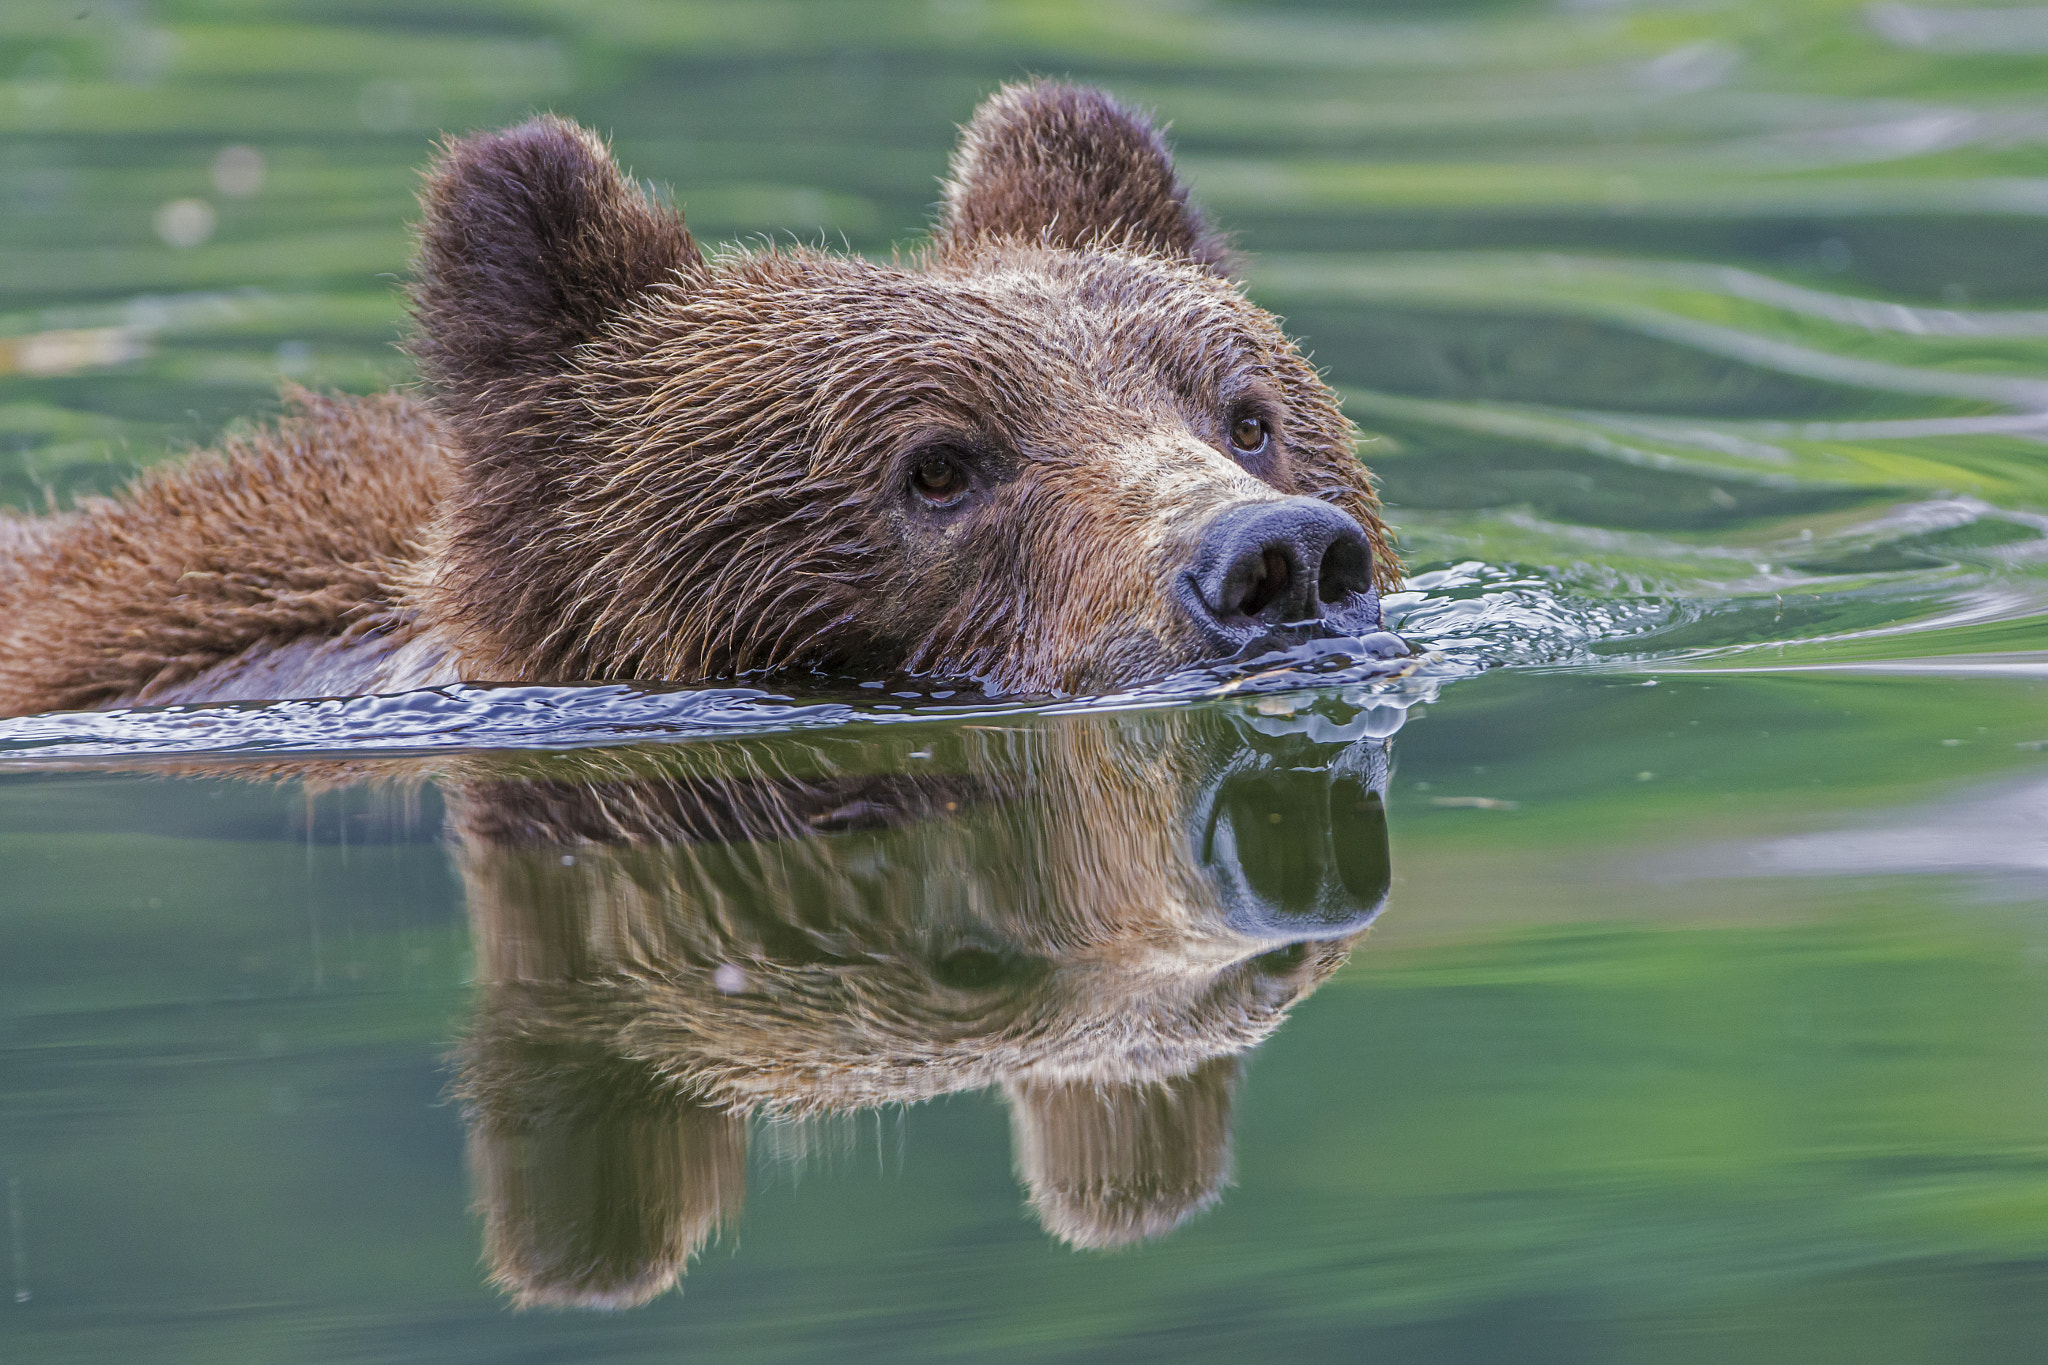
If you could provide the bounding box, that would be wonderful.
[1386,562,1670,669]
[0,637,1446,763]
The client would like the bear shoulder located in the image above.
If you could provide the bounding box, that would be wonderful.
[0,388,451,715]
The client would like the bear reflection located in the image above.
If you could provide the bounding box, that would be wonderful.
[449,701,1395,1307]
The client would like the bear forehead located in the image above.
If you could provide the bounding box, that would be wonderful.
[618,245,1301,405]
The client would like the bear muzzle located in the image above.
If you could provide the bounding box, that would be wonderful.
[1174,497,1388,661]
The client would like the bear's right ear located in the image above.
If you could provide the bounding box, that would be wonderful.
[1003,1055,1240,1250]
[410,116,700,403]
[932,81,1232,275]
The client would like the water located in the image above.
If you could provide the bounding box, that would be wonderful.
[5,1,2048,1359]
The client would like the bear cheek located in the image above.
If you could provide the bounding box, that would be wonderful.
[1027,536,1204,694]
[858,504,1005,666]
[1014,454,1255,690]
[1051,622,1182,695]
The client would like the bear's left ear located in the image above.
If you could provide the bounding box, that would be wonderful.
[460,1033,748,1309]
[410,116,701,406]
[932,80,1233,275]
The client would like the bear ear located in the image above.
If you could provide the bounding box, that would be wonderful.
[933,80,1232,274]
[410,116,701,401]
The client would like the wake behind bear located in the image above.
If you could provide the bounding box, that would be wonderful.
[0,81,1403,717]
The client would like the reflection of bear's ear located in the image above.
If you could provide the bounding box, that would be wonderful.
[462,1037,747,1309]
[411,116,701,398]
[1003,1055,1240,1250]
[933,80,1232,274]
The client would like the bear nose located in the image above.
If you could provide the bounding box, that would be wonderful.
[1181,498,1375,640]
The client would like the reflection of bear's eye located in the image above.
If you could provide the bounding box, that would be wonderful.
[931,945,1044,991]
[1230,415,1270,456]
[910,454,968,506]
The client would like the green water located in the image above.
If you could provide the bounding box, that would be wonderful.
[6,0,2048,1360]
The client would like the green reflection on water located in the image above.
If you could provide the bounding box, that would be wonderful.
[5,672,2048,1361]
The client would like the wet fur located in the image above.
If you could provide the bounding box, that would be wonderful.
[0,390,448,714]
[0,82,1395,716]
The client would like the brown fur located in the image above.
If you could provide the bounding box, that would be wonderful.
[0,389,446,714]
[461,1035,745,1310]
[0,81,1397,716]
[935,81,1236,272]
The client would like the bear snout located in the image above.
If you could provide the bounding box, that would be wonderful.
[1175,497,1382,658]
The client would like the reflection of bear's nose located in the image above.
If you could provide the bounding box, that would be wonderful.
[1184,498,1374,638]
[1199,766,1390,939]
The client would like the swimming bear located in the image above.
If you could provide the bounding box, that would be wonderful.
[0,81,1399,716]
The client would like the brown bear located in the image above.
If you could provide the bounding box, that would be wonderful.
[445,700,1391,1305]
[0,81,1399,718]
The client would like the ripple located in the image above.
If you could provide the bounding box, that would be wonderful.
[0,685,855,762]
[1386,562,1672,669]
[0,636,1442,764]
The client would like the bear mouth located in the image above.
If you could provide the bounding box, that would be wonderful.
[1171,577,1400,670]
[1221,615,1406,661]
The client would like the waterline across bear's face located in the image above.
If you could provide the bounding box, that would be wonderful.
[413,82,1401,695]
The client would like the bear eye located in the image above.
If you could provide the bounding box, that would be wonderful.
[1229,414,1270,457]
[909,453,968,507]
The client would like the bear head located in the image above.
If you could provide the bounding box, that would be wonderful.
[410,81,1399,695]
